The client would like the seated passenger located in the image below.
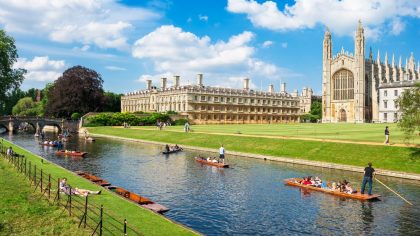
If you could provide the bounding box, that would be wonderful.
[60,178,101,196]
[302,177,312,185]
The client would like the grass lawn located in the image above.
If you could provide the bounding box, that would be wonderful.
[0,138,197,236]
[132,123,419,145]
[88,126,420,174]
[0,156,90,235]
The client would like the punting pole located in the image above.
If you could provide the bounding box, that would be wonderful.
[375,177,413,206]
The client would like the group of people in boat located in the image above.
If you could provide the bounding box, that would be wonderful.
[165,144,181,152]
[197,156,223,164]
[42,139,63,147]
[296,176,357,194]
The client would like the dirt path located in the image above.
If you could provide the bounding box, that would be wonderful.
[125,127,419,148]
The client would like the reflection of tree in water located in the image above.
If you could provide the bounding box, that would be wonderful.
[361,201,373,235]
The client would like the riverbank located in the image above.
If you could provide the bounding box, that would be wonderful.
[0,156,90,235]
[88,127,420,179]
[0,138,198,236]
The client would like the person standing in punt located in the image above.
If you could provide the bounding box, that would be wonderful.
[361,162,375,195]
[219,145,225,164]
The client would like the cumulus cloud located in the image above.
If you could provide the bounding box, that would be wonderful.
[227,0,420,38]
[14,56,66,82]
[0,0,159,49]
[262,40,273,48]
[132,25,299,89]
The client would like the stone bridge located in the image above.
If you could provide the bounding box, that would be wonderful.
[0,116,79,134]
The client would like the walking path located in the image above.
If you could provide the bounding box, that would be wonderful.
[126,127,420,148]
[91,132,420,181]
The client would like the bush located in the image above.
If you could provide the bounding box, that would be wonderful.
[173,119,188,126]
[71,112,81,120]
[85,112,172,126]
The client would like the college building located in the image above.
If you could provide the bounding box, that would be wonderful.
[121,74,313,124]
[322,21,419,123]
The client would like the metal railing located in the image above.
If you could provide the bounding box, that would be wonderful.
[0,143,142,236]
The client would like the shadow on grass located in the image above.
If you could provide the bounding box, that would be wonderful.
[409,147,420,161]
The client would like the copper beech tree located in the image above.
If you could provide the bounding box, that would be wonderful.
[45,66,106,118]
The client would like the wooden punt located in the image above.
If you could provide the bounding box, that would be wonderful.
[284,178,380,200]
[75,171,111,186]
[56,150,87,157]
[162,148,182,154]
[195,157,229,168]
[107,186,169,213]
[39,142,60,147]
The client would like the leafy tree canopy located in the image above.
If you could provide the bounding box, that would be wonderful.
[45,65,106,118]
[0,29,26,103]
[103,91,122,112]
[12,97,41,116]
[397,83,420,139]
[301,101,322,123]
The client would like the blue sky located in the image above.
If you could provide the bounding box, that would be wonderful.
[1,0,419,95]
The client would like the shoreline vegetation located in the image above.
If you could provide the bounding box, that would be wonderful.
[88,126,420,175]
[0,138,198,236]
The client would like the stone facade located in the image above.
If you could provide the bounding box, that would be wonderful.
[121,74,312,124]
[322,21,419,123]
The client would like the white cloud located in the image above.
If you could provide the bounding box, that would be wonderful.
[132,25,298,89]
[390,18,405,35]
[0,0,159,49]
[227,0,420,38]
[14,56,66,82]
[199,15,209,22]
[262,40,273,48]
[105,66,127,71]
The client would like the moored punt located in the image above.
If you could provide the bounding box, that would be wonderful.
[284,178,381,200]
[162,148,182,154]
[195,157,229,168]
[56,150,87,157]
[75,171,111,186]
[107,186,169,214]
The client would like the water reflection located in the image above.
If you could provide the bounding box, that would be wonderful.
[2,133,420,236]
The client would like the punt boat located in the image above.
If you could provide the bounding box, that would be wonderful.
[284,178,380,200]
[56,150,87,157]
[75,171,111,186]
[195,157,229,168]
[162,148,182,154]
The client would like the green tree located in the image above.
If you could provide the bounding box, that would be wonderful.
[397,83,420,138]
[45,66,106,118]
[0,30,26,110]
[12,97,40,116]
[103,92,122,112]
[301,101,322,123]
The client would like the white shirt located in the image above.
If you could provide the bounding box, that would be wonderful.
[219,147,225,155]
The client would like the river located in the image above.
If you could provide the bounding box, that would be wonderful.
[2,132,420,235]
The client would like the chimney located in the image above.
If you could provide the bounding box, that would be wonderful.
[161,77,167,89]
[292,89,298,97]
[281,83,286,93]
[146,80,152,90]
[196,74,203,86]
[243,78,250,90]
[174,75,180,87]
[268,84,274,93]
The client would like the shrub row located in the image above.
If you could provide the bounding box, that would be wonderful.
[85,112,173,126]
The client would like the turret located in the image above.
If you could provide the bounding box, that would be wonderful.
[243,78,250,91]
[268,84,274,93]
[384,52,389,83]
[173,75,180,87]
[196,74,203,86]
[146,80,152,90]
[280,83,286,93]
[160,77,167,89]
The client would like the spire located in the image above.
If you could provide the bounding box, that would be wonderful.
[341,46,344,54]
[385,52,388,65]
[391,54,395,68]
[399,56,402,68]
[409,52,415,71]
[324,27,331,36]
[405,58,408,70]
[376,50,381,64]
[369,47,373,61]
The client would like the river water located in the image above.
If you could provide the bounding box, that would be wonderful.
[2,132,420,235]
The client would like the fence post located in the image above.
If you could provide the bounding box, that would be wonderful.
[40,169,43,193]
[34,165,37,187]
[100,205,103,236]
[124,219,127,236]
[84,195,88,228]
[69,187,72,216]
[57,178,60,204]
[48,174,51,199]
[29,161,32,182]
[24,158,27,175]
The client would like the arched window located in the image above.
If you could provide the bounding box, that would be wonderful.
[333,69,354,100]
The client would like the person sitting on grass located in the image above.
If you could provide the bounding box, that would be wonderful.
[59,178,101,197]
